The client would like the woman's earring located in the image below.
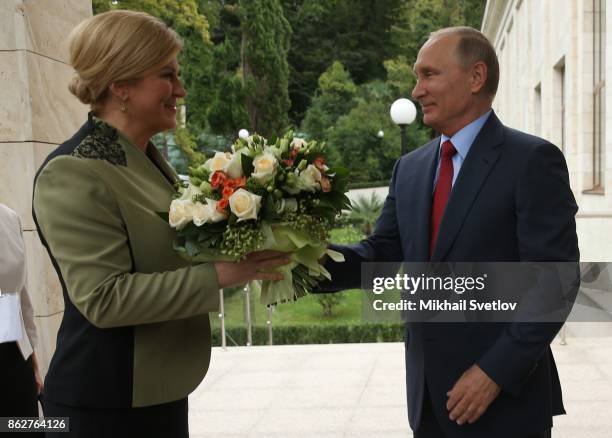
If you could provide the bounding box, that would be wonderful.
[120,99,128,113]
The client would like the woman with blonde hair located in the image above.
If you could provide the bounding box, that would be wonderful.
[34,10,287,437]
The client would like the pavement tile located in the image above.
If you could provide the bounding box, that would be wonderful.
[556,363,607,381]
[270,386,364,409]
[189,409,263,435]
[189,339,612,437]
[345,406,410,433]
[554,401,612,427]
[356,384,406,407]
[206,370,294,390]
[190,388,282,411]
[286,369,370,388]
[249,407,354,434]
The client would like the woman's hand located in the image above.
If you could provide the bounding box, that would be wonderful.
[214,250,291,289]
[30,352,44,395]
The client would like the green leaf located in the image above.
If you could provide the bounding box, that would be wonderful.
[185,240,201,257]
[241,153,254,176]
[261,195,279,221]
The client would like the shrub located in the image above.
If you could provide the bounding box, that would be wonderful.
[211,322,404,346]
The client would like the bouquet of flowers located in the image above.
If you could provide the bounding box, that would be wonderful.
[160,132,349,305]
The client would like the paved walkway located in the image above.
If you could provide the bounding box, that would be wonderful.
[189,336,612,437]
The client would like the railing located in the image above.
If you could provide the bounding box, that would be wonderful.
[218,284,274,349]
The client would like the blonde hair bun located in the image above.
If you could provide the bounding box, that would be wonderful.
[68,75,95,105]
[67,10,183,109]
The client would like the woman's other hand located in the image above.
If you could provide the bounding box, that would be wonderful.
[214,251,291,289]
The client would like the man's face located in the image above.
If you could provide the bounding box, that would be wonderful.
[412,35,476,136]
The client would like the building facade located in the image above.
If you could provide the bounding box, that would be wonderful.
[0,0,91,371]
[483,0,612,262]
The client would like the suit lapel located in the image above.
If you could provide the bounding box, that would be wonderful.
[431,112,505,261]
[401,139,439,260]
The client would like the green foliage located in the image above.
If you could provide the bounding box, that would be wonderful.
[384,55,416,97]
[390,0,486,65]
[315,294,345,317]
[347,193,384,236]
[330,226,365,245]
[211,322,404,345]
[283,0,403,124]
[206,74,250,136]
[93,0,210,38]
[324,82,430,183]
[301,61,358,141]
[93,0,485,183]
[174,125,205,165]
[237,0,292,136]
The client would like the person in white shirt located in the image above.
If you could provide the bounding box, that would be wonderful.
[0,203,44,430]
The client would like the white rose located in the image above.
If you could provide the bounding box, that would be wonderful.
[229,189,262,222]
[264,145,282,159]
[291,137,307,150]
[224,152,244,179]
[275,197,298,214]
[298,164,322,192]
[251,152,278,183]
[205,199,229,223]
[204,151,231,173]
[191,202,211,226]
[169,199,195,229]
[179,183,202,202]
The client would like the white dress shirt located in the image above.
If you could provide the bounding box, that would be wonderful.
[0,203,38,359]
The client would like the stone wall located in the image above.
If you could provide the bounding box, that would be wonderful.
[0,0,92,373]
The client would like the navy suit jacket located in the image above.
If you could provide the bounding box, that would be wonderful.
[319,112,579,437]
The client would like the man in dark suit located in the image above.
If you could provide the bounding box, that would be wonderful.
[318,27,579,438]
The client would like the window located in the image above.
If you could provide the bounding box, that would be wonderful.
[554,59,566,153]
[588,0,606,192]
[534,83,542,136]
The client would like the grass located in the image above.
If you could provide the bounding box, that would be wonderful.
[212,287,364,328]
[211,226,366,329]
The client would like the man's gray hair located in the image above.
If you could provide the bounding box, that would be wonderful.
[429,26,500,97]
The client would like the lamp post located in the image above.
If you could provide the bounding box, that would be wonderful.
[390,98,417,156]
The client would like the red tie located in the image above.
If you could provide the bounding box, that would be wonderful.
[430,140,457,255]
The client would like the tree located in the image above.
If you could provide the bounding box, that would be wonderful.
[324,78,430,183]
[301,61,357,141]
[218,0,292,137]
[390,0,486,64]
[348,193,385,236]
[315,294,345,318]
[283,0,403,125]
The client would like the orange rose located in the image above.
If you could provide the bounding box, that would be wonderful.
[222,186,235,199]
[216,198,229,213]
[313,157,326,171]
[226,176,247,189]
[211,171,228,189]
[236,176,247,188]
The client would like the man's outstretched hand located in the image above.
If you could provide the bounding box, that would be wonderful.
[446,364,501,425]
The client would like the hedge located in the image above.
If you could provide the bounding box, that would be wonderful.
[211,322,404,346]
[347,180,390,190]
